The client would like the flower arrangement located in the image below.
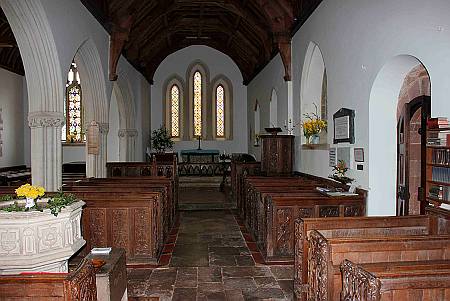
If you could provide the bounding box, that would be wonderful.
[329,160,354,185]
[15,184,45,200]
[1,185,77,216]
[151,126,174,153]
[302,103,327,142]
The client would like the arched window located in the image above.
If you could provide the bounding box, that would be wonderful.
[170,84,180,138]
[193,71,202,137]
[63,61,84,142]
[211,76,233,140]
[215,85,225,137]
[163,76,184,140]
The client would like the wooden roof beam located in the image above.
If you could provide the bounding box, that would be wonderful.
[109,14,133,81]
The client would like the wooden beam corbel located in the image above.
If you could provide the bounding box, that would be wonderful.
[275,33,292,81]
[109,15,133,81]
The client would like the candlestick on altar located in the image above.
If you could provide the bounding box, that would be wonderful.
[196,135,202,150]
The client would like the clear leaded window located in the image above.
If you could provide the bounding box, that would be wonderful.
[216,85,225,137]
[170,84,180,138]
[64,62,83,143]
[193,71,202,136]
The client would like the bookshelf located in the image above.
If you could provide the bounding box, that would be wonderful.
[426,126,450,207]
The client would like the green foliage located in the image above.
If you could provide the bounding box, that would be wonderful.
[47,191,77,216]
[1,201,25,212]
[151,126,174,153]
[0,195,14,202]
[0,192,77,217]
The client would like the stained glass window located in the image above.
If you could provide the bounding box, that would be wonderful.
[170,84,180,137]
[64,62,83,143]
[216,85,225,137]
[193,71,202,136]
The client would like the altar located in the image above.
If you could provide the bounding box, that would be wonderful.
[180,149,220,163]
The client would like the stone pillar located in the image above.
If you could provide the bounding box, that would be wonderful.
[86,122,109,178]
[28,112,64,191]
[118,129,138,162]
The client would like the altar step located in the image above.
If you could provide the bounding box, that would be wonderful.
[178,186,235,211]
[179,176,222,188]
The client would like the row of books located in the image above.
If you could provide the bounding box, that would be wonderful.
[431,149,450,165]
[428,117,449,129]
[429,185,450,201]
[427,130,450,146]
[431,166,450,184]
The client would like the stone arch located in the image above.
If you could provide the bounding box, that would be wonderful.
[186,60,210,140]
[162,74,185,140]
[1,0,64,190]
[211,74,233,140]
[368,55,429,216]
[269,88,278,127]
[72,39,109,177]
[111,74,138,161]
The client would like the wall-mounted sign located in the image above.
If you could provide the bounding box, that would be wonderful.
[333,108,355,144]
[354,147,365,162]
[87,121,99,155]
[329,147,337,167]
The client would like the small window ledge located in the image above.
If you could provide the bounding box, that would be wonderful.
[301,143,329,150]
[62,142,86,147]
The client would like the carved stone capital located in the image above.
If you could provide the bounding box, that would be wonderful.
[118,129,138,138]
[97,123,109,134]
[28,111,64,128]
[118,129,127,138]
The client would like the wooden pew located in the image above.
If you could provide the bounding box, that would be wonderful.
[231,161,261,215]
[66,177,175,226]
[65,183,173,243]
[0,165,31,186]
[73,191,164,265]
[340,259,450,301]
[307,231,450,301]
[262,193,365,263]
[0,258,97,301]
[105,161,179,209]
[293,215,440,300]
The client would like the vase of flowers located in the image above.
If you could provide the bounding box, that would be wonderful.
[302,104,327,144]
[329,160,354,185]
[14,184,45,209]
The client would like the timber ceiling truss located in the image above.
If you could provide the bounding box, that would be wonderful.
[0,0,323,84]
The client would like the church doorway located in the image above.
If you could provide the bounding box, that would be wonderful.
[396,96,430,216]
[396,64,431,216]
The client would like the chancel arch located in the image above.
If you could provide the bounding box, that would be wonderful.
[211,75,233,140]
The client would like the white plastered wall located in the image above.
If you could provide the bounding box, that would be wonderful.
[152,45,248,155]
[0,68,25,167]
[247,0,450,215]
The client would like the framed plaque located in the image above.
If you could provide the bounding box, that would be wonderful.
[333,108,355,144]
[88,121,99,155]
[354,148,364,162]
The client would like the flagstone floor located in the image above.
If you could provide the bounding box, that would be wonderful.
[127,210,294,300]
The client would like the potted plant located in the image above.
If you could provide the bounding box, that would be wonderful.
[329,160,354,185]
[150,126,174,153]
[301,103,327,144]
[0,184,85,275]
